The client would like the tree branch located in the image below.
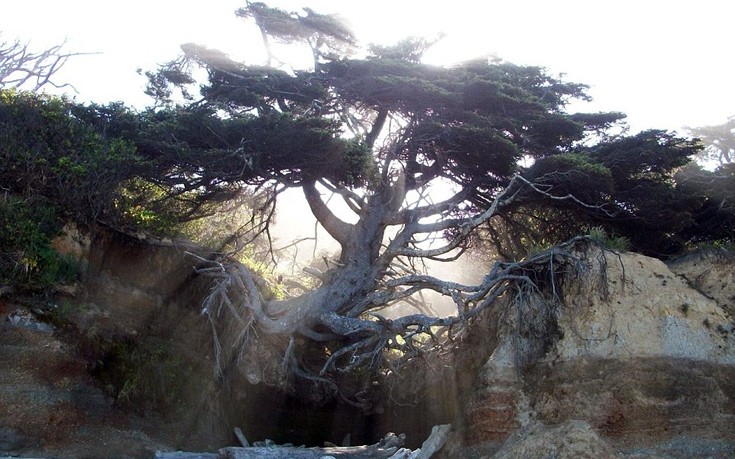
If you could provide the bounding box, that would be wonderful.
[302,180,354,245]
[387,188,469,225]
[366,107,388,148]
[0,37,95,92]
[318,178,364,214]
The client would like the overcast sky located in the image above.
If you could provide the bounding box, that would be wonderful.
[2,1,733,133]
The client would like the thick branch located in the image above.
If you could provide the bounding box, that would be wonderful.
[318,178,364,214]
[302,180,354,245]
[365,107,388,148]
[384,175,524,260]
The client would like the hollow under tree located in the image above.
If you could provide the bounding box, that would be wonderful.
[142,3,699,403]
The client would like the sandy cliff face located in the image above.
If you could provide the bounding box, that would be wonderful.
[668,249,735,317]
[451,245,735,457]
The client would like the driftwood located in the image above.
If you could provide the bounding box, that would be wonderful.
[233,427,250,447]
[416,424,451,459]
[219,432,404,459]
[156,425,451,459]
[155,452,218,459]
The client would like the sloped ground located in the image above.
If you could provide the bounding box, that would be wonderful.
[0,299,170,458]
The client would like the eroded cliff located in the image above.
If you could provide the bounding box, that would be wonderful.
[1,229,733,458]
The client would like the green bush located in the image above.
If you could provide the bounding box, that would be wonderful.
[588,226,630,252]
[0,196,78,289]
[0,89,143,224]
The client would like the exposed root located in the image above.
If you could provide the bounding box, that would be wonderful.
[189,237,600,407]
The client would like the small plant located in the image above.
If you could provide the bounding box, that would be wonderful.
[526,240,554,258]
[92,336,191,417]
[588,226,630,252]
[680,303,690,315]
[0,195,80,290]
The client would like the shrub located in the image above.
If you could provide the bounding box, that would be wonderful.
[0,195,78,289]
[588,226,630,252]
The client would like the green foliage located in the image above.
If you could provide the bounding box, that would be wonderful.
[485,130,706,258]
[0,195,78,289]
[135,107,367,188]
[341,138,376,186]
[0,90,143,224]
[525,152,614,205]
[0,90,257,239]
[113,178,189,236]
[675,161,735,249]
[588,226,630,252]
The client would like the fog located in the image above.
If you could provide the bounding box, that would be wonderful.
[268,187,487,318]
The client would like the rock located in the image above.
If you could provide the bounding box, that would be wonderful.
[51,222,91,261]
[0,426,29,452]
[6,308,53,332]
[457,245,735,453]
[491,420,616,459]
[552,248,735,363]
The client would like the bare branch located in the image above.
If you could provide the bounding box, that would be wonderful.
[318,178,364,214]
[387,188,469,225]
[0,36,96,92]
[517,173,617,216]
[383,175,525,260]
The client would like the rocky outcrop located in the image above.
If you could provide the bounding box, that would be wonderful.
[451,245,735,457]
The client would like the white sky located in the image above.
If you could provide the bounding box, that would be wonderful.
[2,0,733,133]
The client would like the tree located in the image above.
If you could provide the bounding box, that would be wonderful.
[0,91,143,223]
[688,116,735,166]
[137,3,704,402]
[0,34,88,92]
[675,162,735,246]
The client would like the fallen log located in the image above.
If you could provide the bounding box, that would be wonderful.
[154,452,219,459]
[219,432,405,459]
[156,425,451,459]
[416,424,451,459]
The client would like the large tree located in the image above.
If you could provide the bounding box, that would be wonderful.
[139,3,702,401]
